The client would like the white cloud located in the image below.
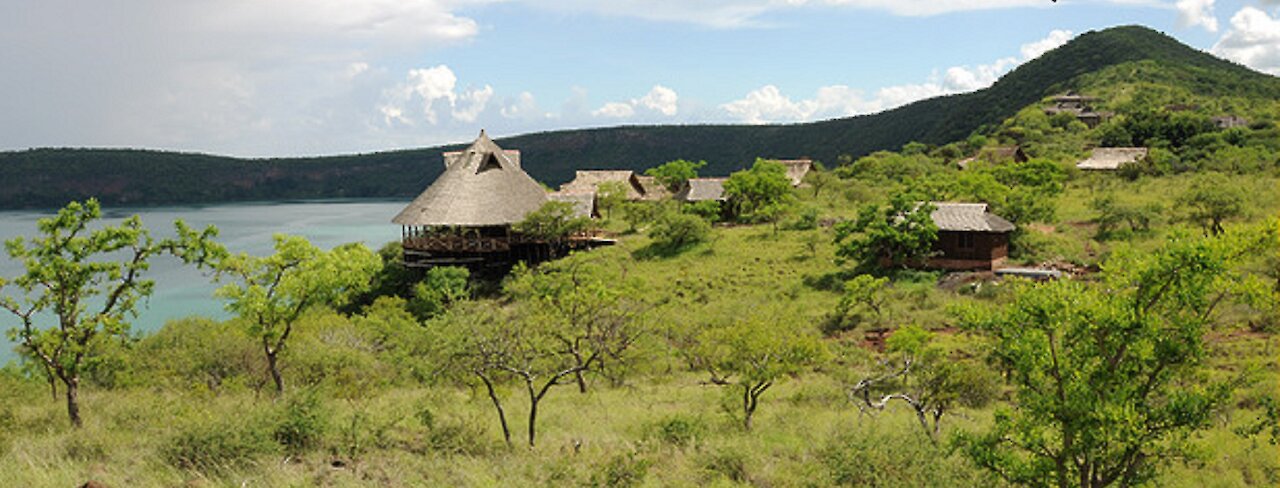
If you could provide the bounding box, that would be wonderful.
[501,92,546,120]
[720,29,1073,123]
[1175,0,1219,32]
[380,65,495,125]
[594,102,637,118]
[638,85,680,116]
[1213,6,1280,75]
[591,85,681,119]
[453,86,495,122]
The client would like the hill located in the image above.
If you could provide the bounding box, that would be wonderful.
[2,25,1277,209]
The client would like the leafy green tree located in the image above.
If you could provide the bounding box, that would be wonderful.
[804,162,838,198]
[505,261,643,392]
[723,158,795,223]
[692,311,826,430]
[595,180,629,219]
[514,201,595,241]
[827,275,890,334]
[408,266,470,321]
[848,325,997,443]
[645,159,706,191]
[216,236,380,394]
[0,199,223,426]
[1177,173,1245,235]
[620,201,659,233]
[955,230,1275,488]
[835,196,938,270]
[648,212,711,252]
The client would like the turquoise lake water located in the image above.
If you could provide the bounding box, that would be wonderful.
[0,200,410,365]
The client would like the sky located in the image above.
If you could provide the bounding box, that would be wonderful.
[0,0,1278,158]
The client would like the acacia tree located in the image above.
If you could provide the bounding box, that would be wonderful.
[1178,173,1244,235]
[692,311,826,430]
[954,229,1276,488]
[723,158,795,224]
[847,325,997,443]
[440,299,602,447]
[645,159,706,191]
[595,180,629,219]
[215,235,380,395]
[0,199,223,427]
[834,195,937,270]
[504,261,643,392]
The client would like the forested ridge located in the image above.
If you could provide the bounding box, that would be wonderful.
[2,25,1277,209]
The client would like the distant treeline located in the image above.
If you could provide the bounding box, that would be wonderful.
[2,25,1277,210]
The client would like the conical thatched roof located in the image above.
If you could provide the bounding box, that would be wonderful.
[393,131,548,227]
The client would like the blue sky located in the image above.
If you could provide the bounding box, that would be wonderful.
[0,0,1277,157]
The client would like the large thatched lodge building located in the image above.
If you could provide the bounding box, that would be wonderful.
[392,131,610,269]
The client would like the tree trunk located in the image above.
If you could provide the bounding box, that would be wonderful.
[742,384,755,431]
[266,347,284,395]
[572,351,588,393]
[526,380,540,447]
[65,376,82,428]
[478,373,512,446]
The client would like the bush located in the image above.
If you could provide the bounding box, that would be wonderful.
[426,416,493,456]
[702,447,750,483]
[591,451,652,487]
[648,213,711,251]
[820,426,987,486]
[272,389,329,453]
[648,414,707,447]
[164,415,277,471]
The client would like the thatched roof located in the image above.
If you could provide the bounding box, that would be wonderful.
[675,178,727,202]
[444,149,521,169]
[548,192,598,219]
[1076,147,1148,170]
[633,175,671,201]
[559,170,644,200]
[771,159,813,186]
[929,203,1015,233]
[393,131,548,227]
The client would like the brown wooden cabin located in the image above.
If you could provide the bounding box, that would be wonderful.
[392,131,612,272]
[926,203,1014,271]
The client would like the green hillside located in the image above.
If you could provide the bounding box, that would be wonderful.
[1,25,1277,209]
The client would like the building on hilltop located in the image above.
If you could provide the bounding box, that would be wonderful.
[925,202,1015,271]
[1044,92,1113,128]
[392,130,611,269]
[1075,147,1148,171]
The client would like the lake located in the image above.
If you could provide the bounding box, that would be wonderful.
[0,200,411,364]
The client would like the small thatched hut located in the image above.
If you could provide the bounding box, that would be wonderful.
[559,170,645,200]
[927,202,1015,270]
[674,178,727,202]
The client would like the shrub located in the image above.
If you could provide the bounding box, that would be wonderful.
[820,426,987,486]
[649,414,707,447]
[591,451,652,487]
[426,416,493,456]
[648,213,711,251]
[272,389,329,453]
[62,436,107,461]
[702,447,750,483]
[164,415,276,471]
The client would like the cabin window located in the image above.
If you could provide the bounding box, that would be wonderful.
[957,233,975,250]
